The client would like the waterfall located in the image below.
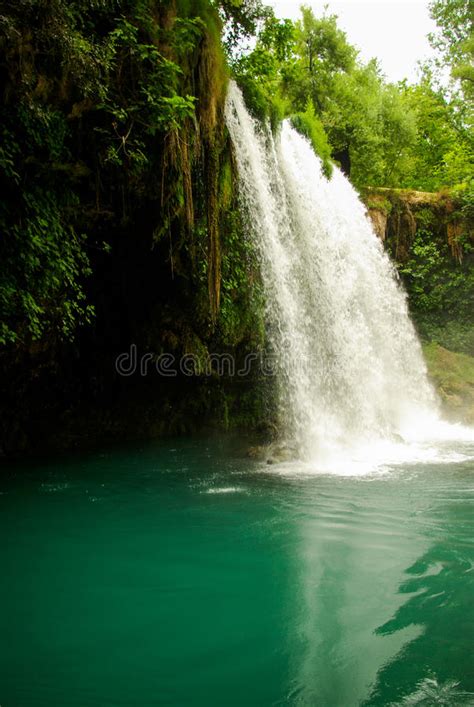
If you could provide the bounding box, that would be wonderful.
[225,81,469,469]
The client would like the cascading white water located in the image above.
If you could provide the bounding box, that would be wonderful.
[225,81,472,470]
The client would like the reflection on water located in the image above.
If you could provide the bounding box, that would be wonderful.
[276,452,474,705]
[0,440,473,706]
[287,482,426,706]
[365,524,474,705]
[393,677,474,706]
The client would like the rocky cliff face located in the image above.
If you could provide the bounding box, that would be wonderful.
[0,1,273,455]
[363,188,474,284]
[364,187,471,257]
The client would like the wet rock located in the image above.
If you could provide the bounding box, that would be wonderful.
[247,442,297,464]
[246,445,270,461]
[266,444,297,465]
[367,209,387,240]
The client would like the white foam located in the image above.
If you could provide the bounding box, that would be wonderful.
[205,487,245,495]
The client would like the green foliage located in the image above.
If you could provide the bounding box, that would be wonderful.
[0,59,94,345]
[231,12,292,127]
[321,62,418,187]
[0,0,229,347]
[428,0,474,102]
[363,194,393,214]
[217,0,270,51]
[236,75,284,127]
[290,101,333,177]
[233,3,472,192]
[102,15,198,140]
[423,342,474,422]
[396,81,473,191]
[0,189,93,345]
[398,226,474,354]
[459,181,474,219]
[286,5,356,111]
[231,6,420,188]
[219,202,265,348]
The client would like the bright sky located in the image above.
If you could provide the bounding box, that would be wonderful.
[269,0,438,84]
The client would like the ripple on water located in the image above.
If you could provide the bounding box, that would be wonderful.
[394,676,474,706]
[204,486,246,495]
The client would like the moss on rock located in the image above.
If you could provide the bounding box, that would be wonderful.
[423,343,474,424]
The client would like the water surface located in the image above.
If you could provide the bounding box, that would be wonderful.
[1,438,473,706]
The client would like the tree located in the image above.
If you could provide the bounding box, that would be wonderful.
[232,5,420,187]
[217,0,271,51]
[428,0,474,102]
[283,6,356,112]
[397,81,473,190]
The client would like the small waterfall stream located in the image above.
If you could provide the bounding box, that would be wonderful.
[225,81,471,470]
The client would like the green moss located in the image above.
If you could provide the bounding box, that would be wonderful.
[423,342,474,423]
[290,101,333,178]
[218,195,265,349]
[183,330,209,374]
[236,76,272,123]
[233,75,283,130]
[221,383,276,434]
[219,158,234,210]
[360,190,474,359]
[365,197,392,214]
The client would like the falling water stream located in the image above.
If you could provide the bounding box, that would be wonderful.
[225,81,473,473]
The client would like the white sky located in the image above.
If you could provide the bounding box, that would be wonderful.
[269,0,438,84]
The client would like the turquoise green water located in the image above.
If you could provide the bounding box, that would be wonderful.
[1,438,474,706]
